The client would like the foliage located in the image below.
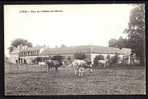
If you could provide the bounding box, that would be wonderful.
[110,53,119,65]
[108,39,118,48]
[117,37,129,49]
[60,44,67,48]
[74,53,86,60]
[11,38,32,48]
[109,37,128,49]
[93,56,99,66]
[51,55,64,64]
[9,38,33,52]
[8,46,14,52]
[124,4,145,64]
[96,55,104,60]
[93,55,104,66]
[50,55,64,66]
[33,57,42,64]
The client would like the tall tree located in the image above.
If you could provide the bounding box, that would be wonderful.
[124,4,145,64]
[11,38,32,48]
[9,38,33,52]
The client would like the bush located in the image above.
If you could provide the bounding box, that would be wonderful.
[74,53,86,60]
[93,57,99,66]
[51,55,64,61]
[51,55,64,66]
[110,53,119,65]
[93,55,104,67]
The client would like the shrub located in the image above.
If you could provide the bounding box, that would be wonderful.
[51,55,64,61]
[110,53,119,65]
[93,55,104,67]
[74,53,86,60]
[51,55,64,66]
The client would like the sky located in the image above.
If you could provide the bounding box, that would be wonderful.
[4,4,135,57]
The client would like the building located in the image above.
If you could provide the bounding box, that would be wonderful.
[9,45,132,65]
[40,45,132,64]
[8,47,20,64]
[9,45,46,64]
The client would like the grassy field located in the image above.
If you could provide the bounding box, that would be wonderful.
[5,63,146,95]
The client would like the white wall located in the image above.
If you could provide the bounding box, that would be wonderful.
[8,53,19,64]
[90,53,126,64]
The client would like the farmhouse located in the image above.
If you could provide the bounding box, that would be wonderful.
[9,45,132,65]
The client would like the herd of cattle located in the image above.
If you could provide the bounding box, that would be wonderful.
[39,59,108,77]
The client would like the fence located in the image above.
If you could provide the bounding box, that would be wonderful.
[5,62,48,73]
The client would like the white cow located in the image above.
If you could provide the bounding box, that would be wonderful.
[71,59,92,77]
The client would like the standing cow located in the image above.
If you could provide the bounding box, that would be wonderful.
[46,60,62,72]
[71,59,93,76]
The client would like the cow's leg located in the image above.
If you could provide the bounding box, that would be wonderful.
[72,65,77,75]
[48,65,50,72]
[76,68,79,76]
[78,68,81,76]
[51,66,53,70]
[55,66,58,72]
[49,65,51,70]
[104,63,106,68]
[79,67,84,77]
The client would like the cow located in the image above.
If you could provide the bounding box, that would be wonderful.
[46,60,62,71]
[71,59,93,77]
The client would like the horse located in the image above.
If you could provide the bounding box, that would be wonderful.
[46,60,62,71]
[71,59,93,76]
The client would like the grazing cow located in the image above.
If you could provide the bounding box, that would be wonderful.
[71,59,93,76]
[46,60,62,71]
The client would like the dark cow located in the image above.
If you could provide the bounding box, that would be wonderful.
[46,60,62,71]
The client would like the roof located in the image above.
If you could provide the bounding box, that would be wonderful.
[39,45,131,56]
[90,46,131,55]
[20,47,42,52]
[39,45,90,56]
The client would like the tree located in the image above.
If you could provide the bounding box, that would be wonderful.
[108,39,118,47]
[9,38,33,52]
[11,38,32,48]
[124,4,145,64]
[51,55,64,65]
[109,37,129,49]
[110,53,119,65]
[93,55,104,66]
[74,53,86,60]
[60,44,67,48]
[117,36,129,49]
[8,46,14,52]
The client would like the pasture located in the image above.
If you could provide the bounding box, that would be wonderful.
[5,63,146,95]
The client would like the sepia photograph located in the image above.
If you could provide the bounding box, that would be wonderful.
[4,4,145,95]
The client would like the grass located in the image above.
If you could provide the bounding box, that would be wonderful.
[5,63,146,95]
